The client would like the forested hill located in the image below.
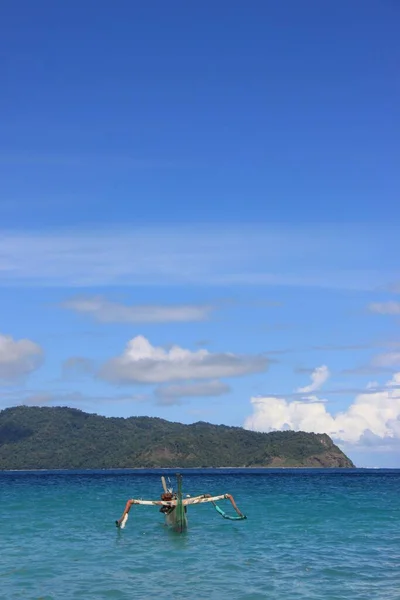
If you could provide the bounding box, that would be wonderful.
[0,406,355,470]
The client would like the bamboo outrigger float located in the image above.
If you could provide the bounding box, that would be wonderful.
[115,473,247,533]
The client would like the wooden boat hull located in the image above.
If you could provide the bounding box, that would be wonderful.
[165,507,188,531]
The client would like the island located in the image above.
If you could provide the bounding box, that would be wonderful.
[0,406,355,469]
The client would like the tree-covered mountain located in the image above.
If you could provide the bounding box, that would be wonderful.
[0,406,355,469]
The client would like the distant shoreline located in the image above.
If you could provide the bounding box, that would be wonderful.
[0,467,356,473]
[6,467,399,473]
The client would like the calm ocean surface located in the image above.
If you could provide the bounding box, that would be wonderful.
[1,469,399,600]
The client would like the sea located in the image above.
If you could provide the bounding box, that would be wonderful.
[1,469,399,600]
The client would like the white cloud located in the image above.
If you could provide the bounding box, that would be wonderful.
[0,334,43,382]
[155,380,230,404]
[99,335,269,384]
[244,372,400,446]
[61,296,213,323]
[368,301,400,315]
[296,365,330,393]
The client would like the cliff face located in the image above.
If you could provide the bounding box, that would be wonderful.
[0,406,355,470]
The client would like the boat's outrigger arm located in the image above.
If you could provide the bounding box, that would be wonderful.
[183,493,247,520]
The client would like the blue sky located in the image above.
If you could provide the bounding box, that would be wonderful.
[1,1,399,467]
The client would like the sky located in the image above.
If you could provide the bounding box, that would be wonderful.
[1,1,399,467]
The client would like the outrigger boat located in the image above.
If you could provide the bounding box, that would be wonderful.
[115,473,247,533]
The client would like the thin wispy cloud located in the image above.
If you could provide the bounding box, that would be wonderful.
[342,348,400,376]
[341,365,396,376]
[312,343,374,351]
[264,342,379,356]
[1,224,399,289]
[62,357,95,379]
[155,380,230,402]
[0,390,152,409]
[61,296,214,323]
[372,353,400,368]
[376,281,400,294]
[368,301,400,315]
[0,153,184,169]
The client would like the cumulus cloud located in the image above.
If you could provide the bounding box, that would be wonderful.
[244,371,400,446]
[0,334,43,382]
[155,380,230,405]
[368,301,400,315]
[99,335,269,384]
[61,296,213,323]
[296,365,330,393]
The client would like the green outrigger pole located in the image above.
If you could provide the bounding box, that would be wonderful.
[115,473,247,532]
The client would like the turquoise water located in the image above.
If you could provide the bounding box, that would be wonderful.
[1,469,400,599]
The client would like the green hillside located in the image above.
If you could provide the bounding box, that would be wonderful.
[0,406,355,469]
